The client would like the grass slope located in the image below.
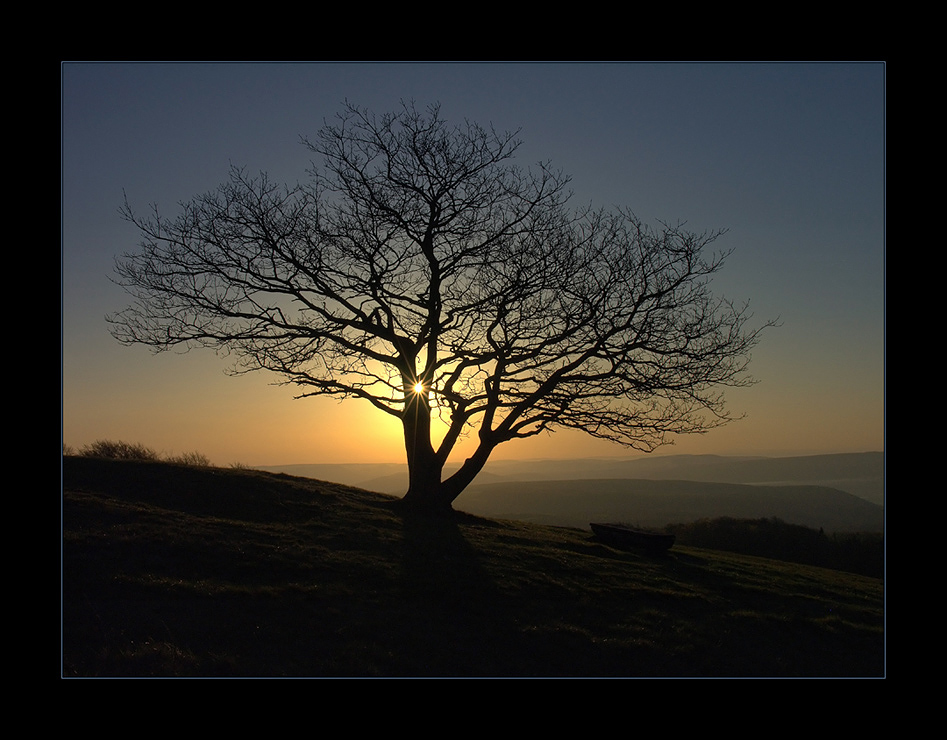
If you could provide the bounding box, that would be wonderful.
[61,457,885,678]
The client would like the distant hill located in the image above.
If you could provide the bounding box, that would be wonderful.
[260,462,408,489]
[608,452,885,505]
[262,452,884,504]
[457,478,884,533]
[260,452,885,530]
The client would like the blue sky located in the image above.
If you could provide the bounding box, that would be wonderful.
[61,62,885,466]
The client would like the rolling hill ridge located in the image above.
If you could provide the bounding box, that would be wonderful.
[261,452,885,532]
[458,478,883,532]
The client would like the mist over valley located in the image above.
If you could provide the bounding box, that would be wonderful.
[261,452,884,533]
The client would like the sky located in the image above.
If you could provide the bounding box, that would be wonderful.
[61,62,885,467]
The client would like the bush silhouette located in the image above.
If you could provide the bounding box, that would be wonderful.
[71,439,209,467]
[666,517,883,577]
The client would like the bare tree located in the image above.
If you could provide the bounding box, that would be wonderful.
[109,101,771,512]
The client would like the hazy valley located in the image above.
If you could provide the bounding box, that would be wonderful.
[261,452,884,533]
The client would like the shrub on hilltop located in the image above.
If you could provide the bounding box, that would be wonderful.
[66,439,210,467]
[666,516,883,578]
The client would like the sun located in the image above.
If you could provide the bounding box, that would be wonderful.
[413,381,425,394]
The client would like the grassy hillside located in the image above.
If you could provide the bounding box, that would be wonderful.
[61,456,885,678]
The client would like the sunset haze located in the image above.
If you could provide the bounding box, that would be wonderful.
[61,62,885,468]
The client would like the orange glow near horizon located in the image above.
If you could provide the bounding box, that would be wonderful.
[62,314,884,469]
[63,371,885,469]
[61,63,885,480]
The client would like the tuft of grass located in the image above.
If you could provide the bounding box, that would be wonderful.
[165,451,211,467]
[70,439,210,467]
[77,440,161,461]
[61,455,885,678]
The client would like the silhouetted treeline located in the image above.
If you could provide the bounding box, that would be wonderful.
[664,517,884,579]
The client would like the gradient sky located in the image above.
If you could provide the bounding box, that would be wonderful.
[61,62,885,466]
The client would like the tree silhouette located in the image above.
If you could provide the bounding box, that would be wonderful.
[109,101,771,512]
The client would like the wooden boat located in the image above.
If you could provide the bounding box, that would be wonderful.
[590,522,675,552]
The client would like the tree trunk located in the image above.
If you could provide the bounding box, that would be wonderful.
[399,387,451,511]
[398,388,498,513]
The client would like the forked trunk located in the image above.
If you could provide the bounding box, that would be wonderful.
[401,466,453,511]
[400,387,450,511]
[402,446,450,510]
[399,387,495,513]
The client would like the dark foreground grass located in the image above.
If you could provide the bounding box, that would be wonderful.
[61,456,885,678]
